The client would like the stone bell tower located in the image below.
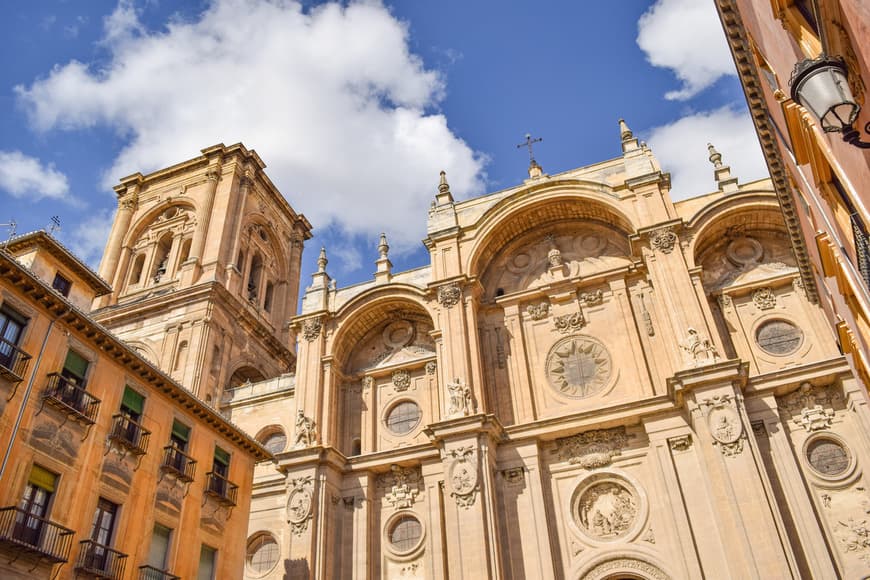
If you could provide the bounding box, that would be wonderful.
[92,143,312,404]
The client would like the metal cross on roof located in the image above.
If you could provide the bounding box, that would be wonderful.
[516,133,543,163]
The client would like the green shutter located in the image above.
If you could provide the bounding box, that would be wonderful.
[214,446,230,466]
[63,350,89,378]
[121,386,145,415]
[171,420,190,442]
[29,465,57,492]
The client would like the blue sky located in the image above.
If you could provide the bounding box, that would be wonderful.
[0,0,767,288]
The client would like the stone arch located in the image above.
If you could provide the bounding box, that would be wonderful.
[328,292,437,456]
[226,364,267,390]
[123,200,199,249]
[465,185,636,279]
[574,550,673,580]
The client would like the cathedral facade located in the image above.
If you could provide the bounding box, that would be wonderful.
[96,127,870,579]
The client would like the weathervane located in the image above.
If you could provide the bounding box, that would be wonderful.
[516,133,543,165]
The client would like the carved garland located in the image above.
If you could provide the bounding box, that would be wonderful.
[555,427,629,468]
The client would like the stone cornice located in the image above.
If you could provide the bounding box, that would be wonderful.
[713,0,819,304]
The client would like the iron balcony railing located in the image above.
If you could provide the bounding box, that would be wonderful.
[0,337,31,383]
[138,565,181,580]
[160,445,197,482]
[0,505,74,564]
[205,471,238,506]
[109,414,151,456]
[43,373,101,424]
[75,539,128,579]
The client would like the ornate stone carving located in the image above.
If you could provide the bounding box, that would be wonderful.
[680,327,718,368]
[447,446,478,508]
[302,318,322,341]
[446,377,475,417]
[555,427,629,468]
[777,382,839,432]
[577,481,638,539]
[293,410,316,448]
[502,467,525,485]
[700,395,744,457]
[583,559,669,580]
[425,361,437,375]
[392,369,411,392]
[526,302,550,320]
[362,376,374,391]
[379,464,422,510]
[579,289,604,305]
[553,311,585,333]
[668,434,692,452]
[545,336,612,398]
[639,293,654,336]
[752,287,776,310]
[437,283,461,308]
[287,476,313,536]
[717,293,733,310]
[649,227,677,254]
[837,518,870,565]
[495,327,506,369]
[793,276,806,297]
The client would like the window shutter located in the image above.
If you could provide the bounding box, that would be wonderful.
[122,386,145,415]
[171,420,190,442]
[28,465,57,492]
[214,446,230,466]
[63,350,89,379]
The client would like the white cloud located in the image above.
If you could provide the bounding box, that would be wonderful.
[637,0,736,100]
[0,150,70,200]
[63,208,115,268]
[644,106,769,200]
[16,0,485,255]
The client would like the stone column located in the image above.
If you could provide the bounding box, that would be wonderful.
[97,193,137,307]
[189,167,221,266]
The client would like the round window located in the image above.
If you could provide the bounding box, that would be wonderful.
[385,401,422,435]
[806,438,849,476]
[756,320,803,355]
[389,515,422,553]
[246,533,279,575]
[261,431,287,454]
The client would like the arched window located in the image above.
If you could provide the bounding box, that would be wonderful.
[173,341,189,373]
[129,253,145,287]
[263,281,274,312]
[248,254,263,303]
[177,238,191,268]
[152,233,173,283]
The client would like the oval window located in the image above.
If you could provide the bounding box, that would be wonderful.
[756,320,803,355]
[385,401,422,435]
[389,514,422,553]
[806,438,849,476]
[246,533,279,575]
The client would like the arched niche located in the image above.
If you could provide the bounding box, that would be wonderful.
[466,191,636,280]
[329,296,437,456]
[227,365,267,389]
[691,202,798,294]
[479,219,632,301]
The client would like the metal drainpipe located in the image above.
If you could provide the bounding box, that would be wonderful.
[0,317,57,484]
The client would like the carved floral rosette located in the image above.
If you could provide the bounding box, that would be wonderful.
[437,283,461,308]
[545,335,613,399]
[392,369,411,391]
[287,476,314,536]
[649,227,677,254]
[302,318,322,341]
[701,394,745,457]
[570,471,646,545]
[446,446,478,509]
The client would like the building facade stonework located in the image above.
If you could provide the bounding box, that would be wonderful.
[93,130,870,578]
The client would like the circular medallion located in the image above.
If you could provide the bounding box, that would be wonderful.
[506,251,534,274]
[708,406,742,445]
[448,460,478,496]
[574,234,607,256]
[287,488,312,525]
[382,320,414,349]
[575,481,638,540]
[545,336,612,398]
[726,236,763,266]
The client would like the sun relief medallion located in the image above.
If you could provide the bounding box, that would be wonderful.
[545,336,612,398]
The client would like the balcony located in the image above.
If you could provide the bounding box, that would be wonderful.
[0,337,31,384]
[205,472,238,506]
[75,539,127,579]
[42,373,101,425]
[0,506,74,564]
[108,414,151,456]
[160,445,197,482]
[138,565,181,580]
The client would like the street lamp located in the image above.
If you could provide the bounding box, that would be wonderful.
[790,55,870,148]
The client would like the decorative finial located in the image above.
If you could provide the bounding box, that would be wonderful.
[439,170,450,195]
[317,247,328,273]
[619,118,633,142]
[378,232,389,259]
[707,143,723,168]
